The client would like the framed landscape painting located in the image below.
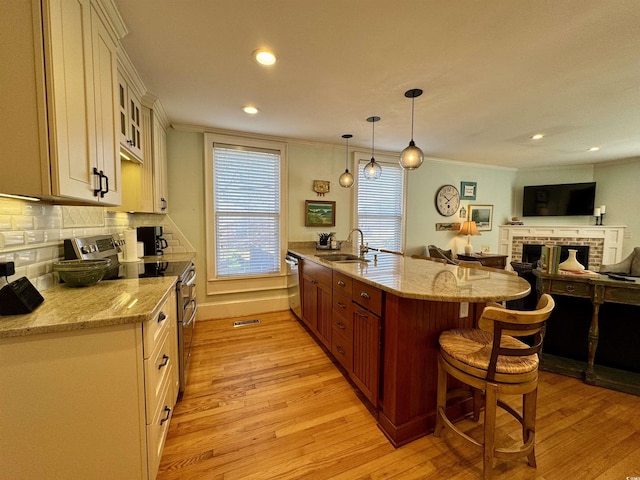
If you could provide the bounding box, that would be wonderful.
[469,204,493,231]
[305,200,336,227]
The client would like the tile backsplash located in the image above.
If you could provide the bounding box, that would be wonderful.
[0,198,189,292]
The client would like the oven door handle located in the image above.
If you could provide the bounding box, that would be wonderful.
[183,299,197,327]
[183,268,196,287]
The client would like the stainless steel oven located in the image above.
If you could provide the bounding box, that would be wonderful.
[176,264,197,396]
[64,234,197,398]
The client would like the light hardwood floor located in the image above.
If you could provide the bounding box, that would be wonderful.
[158,310,640,479]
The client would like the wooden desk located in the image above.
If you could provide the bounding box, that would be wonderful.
[534,270,640,395]
[456,253,508,269]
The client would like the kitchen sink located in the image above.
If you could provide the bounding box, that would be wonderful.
[317,253,370,263]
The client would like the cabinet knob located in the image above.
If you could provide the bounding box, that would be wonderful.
[336,346,345,355]
[337,280,345,287]
[158,312,167,323]
[565,284,575,293]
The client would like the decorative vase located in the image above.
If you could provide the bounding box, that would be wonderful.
[558,249,585,271]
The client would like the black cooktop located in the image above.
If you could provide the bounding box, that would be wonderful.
[103,258,191,281]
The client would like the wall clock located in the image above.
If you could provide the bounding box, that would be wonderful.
[435,184,460,216]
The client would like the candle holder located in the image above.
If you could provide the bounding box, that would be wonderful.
[594,215,601,226]
[600,213,605,225]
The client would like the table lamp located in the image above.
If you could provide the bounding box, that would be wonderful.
[459,221,480,255]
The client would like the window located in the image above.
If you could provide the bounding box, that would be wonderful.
[205,134,287,287]
[356,154,406,252]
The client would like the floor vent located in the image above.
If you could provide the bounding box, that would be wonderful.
[233,319,261,327]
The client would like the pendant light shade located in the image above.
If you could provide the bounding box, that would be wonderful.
[399,88,424,170]
[339,134,354,188]
[363,116,382,180]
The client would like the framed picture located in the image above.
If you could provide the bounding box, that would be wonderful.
[436,222,461,231]
[305,200,336,227]
[469,204,493,231]
[460,181,477,200]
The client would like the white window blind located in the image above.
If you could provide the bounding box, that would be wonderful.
[357,160,405,252]
[213,144,281,277]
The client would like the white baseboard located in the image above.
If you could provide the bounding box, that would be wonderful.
[196,297,290,320]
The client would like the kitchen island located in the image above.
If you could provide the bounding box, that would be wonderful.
[287,246,530,446]
[0,277,179,479]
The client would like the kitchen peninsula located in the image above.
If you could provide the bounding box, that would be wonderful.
[288,246,530,446]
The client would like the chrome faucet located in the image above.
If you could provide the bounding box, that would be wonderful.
[348,228,368,259]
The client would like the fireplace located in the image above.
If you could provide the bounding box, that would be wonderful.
[522,244,589,268]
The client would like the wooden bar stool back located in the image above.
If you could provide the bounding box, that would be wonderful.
[434,293,555,479]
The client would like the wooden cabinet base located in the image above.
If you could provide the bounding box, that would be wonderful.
[378,293,479,446]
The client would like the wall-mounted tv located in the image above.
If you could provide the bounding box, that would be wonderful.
[522,182,596,217]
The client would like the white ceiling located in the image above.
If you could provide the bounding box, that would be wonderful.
[114,0,640,168]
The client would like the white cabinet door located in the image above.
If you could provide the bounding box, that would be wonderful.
[46,0,97,201]
[152,111,169,213]
[118,72,144,162]
[90,2,121,205]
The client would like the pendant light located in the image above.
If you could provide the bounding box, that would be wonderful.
[399,88,424,170]
[339,134,354,188]
[363,116,382,180]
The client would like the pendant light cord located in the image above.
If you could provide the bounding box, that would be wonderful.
[410,97,415,141]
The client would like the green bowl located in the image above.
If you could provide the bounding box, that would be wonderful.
[53,259,112,287]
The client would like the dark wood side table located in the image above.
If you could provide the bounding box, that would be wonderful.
[456,253,508,269]
[534,269,640,396]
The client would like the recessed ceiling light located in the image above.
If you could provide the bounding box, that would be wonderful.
[589,146,600,151]
[253,49,277,66]
[531,134,544,140]
[242,106,259,115]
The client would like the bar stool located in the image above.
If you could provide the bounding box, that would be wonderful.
[434,294,555,479]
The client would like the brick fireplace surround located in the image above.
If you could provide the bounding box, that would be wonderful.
[498,225,626,272]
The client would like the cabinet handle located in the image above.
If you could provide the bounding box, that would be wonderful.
[157,311,167,323]
[360,291,371,300]
[160,406,171,425]
[566,284,575,293]
[336,346,345,355]
[161,197,167,211]
[311,280,318,285]
[337,280,345,287]
[336,321,346,330]
[158,354,169,369]
[355,309,368,319]
[101,174,109,197]
[92,168,103,197]
[336,301,346,309]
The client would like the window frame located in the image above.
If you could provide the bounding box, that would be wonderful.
[204,133,288,295]
[353,151,407,253]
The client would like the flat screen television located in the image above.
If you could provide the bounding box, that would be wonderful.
[522,182,596,217]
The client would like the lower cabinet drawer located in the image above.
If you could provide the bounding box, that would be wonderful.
[332,331,352,371]
[549,279,591,297]
[144,327,173,417]
[352,279,383,316]
[147,373,173,480]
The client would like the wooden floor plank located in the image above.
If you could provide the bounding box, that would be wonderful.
[157,310,640,479]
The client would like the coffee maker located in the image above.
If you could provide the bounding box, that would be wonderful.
[137,226,168,256]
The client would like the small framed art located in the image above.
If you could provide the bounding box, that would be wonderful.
[305,200,336,227]
[460,181,477,200]
[469,204,493,231]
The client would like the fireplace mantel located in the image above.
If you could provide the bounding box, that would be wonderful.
[498,225,626,271]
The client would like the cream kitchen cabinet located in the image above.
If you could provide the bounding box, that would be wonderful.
[0,288,178,480]
[118,68,144,162]
[1,0,124,205]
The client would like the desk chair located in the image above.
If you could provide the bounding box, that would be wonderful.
[434,294,555,479]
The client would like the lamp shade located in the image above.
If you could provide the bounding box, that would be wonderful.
[459,220,480,255]
[458,221,480,237]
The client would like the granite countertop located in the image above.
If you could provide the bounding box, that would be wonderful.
[0,277,177,339]
[288,246,530,303]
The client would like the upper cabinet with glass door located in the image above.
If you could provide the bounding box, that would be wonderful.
[118,67,144,163]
